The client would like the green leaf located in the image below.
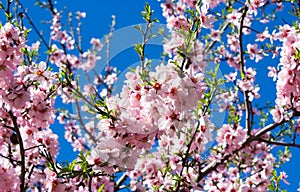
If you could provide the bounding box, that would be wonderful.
[133,43,143,57]
[98,184,105,192]
[21,47,28,54]
[133,24,142,32]
[69,159,77,171]
[141,2,154,22]
[4,12,13,21]
[268,183,275,191]
[152,18,159,23]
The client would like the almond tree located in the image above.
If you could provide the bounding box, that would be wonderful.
[0,0,299,191]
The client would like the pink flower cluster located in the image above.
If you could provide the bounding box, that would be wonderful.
[216,124,247,154]
[87,63,207,173]
[0,23,59,190]
[128,116,214,191]
[269,24,300,122]
[51,13,75,50]
[237,67,260,101]
[44,168,114,192]
[50,13,102,71]
[205,127,276,191]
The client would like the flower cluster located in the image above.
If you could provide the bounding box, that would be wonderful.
[92,63,207,171]
[270,24,300,122]
[1,0,299,191]
[0,23,59,190]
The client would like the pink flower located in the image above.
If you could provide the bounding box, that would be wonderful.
[90,38,103,50]
[227,34,239,52]
[270,106,284,123]
[210,29,221,41]
[267,66,277,81]
[44,169,68,192]
[104,73,117,85]
[76,11,86,19]
[280,171,290,185]
[26,61,51,83]
[256,29,270,42]
[227,9,242,26]
[260,18,269,23]
[167,15,190,30]
[216,124,247,153]
[248,0,267,11]
[200,14,215,29]
[225,72,237,82]
[5,81,30,109]
[83,83,96,96]
[199,3,215,29]
[81,50,101,71]
[247,43,263,62]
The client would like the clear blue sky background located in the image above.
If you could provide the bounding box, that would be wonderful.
[15,0,300,191]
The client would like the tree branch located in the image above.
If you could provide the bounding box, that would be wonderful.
[17,0,51,50]
[8,111,26,192]
[257,138,300,149]
[238,6,252,135]
[115,173,128,190]
[199,120,288,181]
[74,99,97,144]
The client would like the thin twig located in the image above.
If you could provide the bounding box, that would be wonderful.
[175,121,200,191]
[238,6,252,135]
[257,138,300,149]
[74,99,97,143]
[17,1,50,50]
[198,119,287,181]
[115,173,128,190]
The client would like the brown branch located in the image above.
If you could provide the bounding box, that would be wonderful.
[8,111,26,192]
[175,121,200,191]
[24,144,45,151]
[198,120,287,181]
[67,84,111,118]
[257,138,300,149]
[176,86,218,190]
[17,0,50,50]
[74,99,97,143]
[238,6,252,135]
[47,0,57,15]
[243,26,261,34]
[115,173,128,190]
[0,153,20,165]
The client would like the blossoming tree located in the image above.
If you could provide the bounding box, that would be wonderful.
[0,0,300,191]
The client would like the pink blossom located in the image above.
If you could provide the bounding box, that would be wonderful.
[256,29,270,42]
[247,43,263,63]
[280,171,290,185]
[167,15,190,30]
[216,124,247,153]
[26,61,51,83]
[210,29,221,41]
[90,38,103,50]
[227,9,242,26]
[200,14,215,29]
[227,34,239,52]
[81,50,101,71]
[270,106,284,123]
[225,72,237,82]
[76,11,86,19]
[267,66,277,81]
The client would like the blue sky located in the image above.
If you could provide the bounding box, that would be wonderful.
[16,0,300,191]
